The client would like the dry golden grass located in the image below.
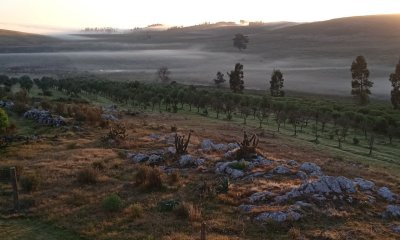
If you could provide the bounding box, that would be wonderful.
[1,112,399,239]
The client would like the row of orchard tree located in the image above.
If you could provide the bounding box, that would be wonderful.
[210,57,400,108]
[0,74,394,154]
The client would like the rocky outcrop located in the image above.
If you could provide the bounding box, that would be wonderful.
[248,191,273,203]
[255,210,301,222]
[275,175,355,203]
[377,187,396,202]
[271,165,290,175]
[23,109,65,127]
[299,162,323,176]
[0,100,14,109]
[200,139,239,152]
[383,205,400,219]
[354,178,375,191]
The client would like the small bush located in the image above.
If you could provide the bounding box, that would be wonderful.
[169,170,180,184]
[175,202,201,222]
[102,194,123,212]
[171,125,177,132]
[353,137,360,145]
[230,161,247,170]
[124,203,143,218]
[216,177,230,194]
[135,165,150,185]
[92,161,105,171]
[147,168,163,189]
[77,168,99,184]
[20,173,40,192]
[66,142,77,149]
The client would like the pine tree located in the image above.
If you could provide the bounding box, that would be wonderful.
[351,56,373,105]
[227,63,244,93]
[233,34,249,51]
[389,59,400,109]
[270,69,285,97]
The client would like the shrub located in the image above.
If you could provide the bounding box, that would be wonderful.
[175,202,201,222]
[77,168,99,184]
[20,173,40,192]
[353,137,360,145]
[216,177,230,194]
[230,161,247,170]
[0,165,23,182]
[101,194,123,212]
[147,168,163,189]
[169,170,180,184]
[124,203,143,218]
[92,161,105,171]
[135,165,150,185]
[0,108,9,133]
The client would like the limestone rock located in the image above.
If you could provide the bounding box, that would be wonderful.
[354,178,375,191]
[248,191,273,203]
[179,155,194,167]
[131,153,149,163]
[272,165,290,175]
[383,205,400,218]
[299,162,322,176]
[377,187,396,202]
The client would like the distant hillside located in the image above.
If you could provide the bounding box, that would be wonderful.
[276,14,400,36]
[0,29,56,50]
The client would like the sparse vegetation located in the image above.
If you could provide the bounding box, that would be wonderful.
[101,194,123,212]
[76,168,99,185]
[20,173,40,192]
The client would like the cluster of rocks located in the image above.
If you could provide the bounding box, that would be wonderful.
[235,160,400,223]
[215,156,272,179]
[0,100,14,109]
[128,150,164,165]
[23,109,65,127]
[200,139,239,153]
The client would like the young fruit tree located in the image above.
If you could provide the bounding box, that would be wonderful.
[351,56,373,105]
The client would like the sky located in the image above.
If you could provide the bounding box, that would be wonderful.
[1,0,400,33]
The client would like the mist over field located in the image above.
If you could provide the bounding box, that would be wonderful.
[1,14,400,99]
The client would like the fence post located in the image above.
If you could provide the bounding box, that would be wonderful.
[200,222,206,240]
[10,167,19,212]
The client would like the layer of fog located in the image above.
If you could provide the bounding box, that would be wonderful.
[0,47,393,99]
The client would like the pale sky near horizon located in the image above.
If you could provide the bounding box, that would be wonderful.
[1,0,400,33]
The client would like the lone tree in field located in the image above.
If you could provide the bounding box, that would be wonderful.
[157,66,170,83]
[213,72,226,88]
[233,34,249,51]
[351,56,373,105]
[0,108,9,134]
[228,63,244,93]
[270,69,285,97]
[389,59,400,109]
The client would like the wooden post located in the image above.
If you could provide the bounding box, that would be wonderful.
[10,167,19,212]
[200,222,206,240]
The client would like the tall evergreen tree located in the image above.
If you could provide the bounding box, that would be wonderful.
[389,59,400,109]
[227,63,244,93]
[351,56,373,105]
[270,69,285,97]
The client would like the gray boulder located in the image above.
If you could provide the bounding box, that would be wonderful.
[287,160,298,166]
[179,155,194,167]
[354,178,375,191]
[299,162,322,176]
[148,154,163,164]
[238,204,258,213]
[377,187,396,202]
[296,171,308,180]
[131,153,149,163]
[392,226,400,233]
[383,205,400,219]
[255,210,301,222]
[248,191,273,203]
[272,165,290,175]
